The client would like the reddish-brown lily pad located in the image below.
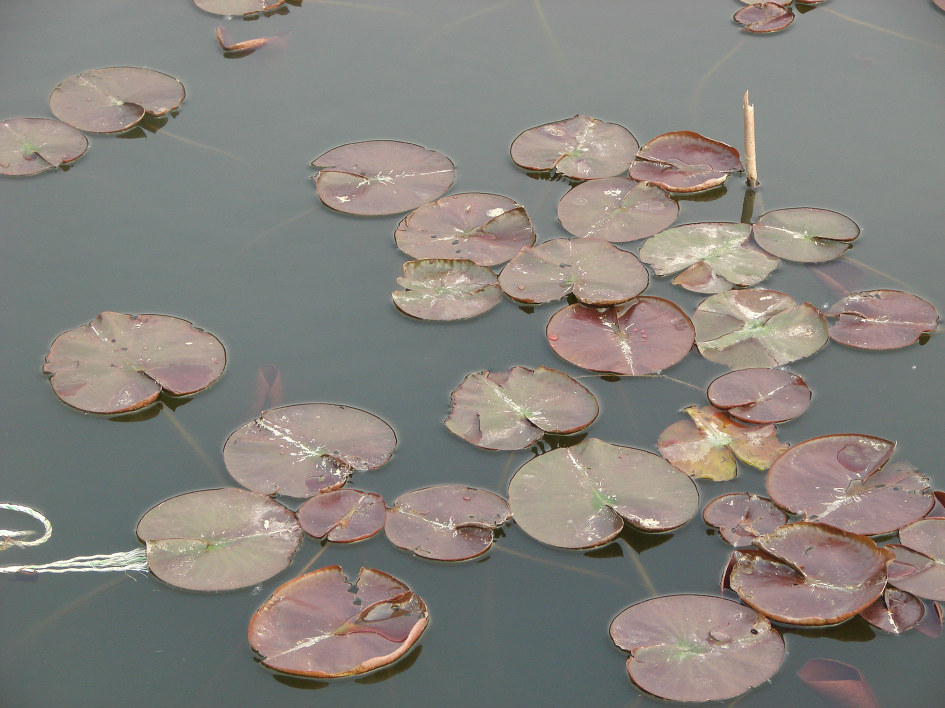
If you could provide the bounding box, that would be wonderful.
[609,595,784,703]
[499,238,649,306]
[859,587,925,634]
[297,489,386,543]
[546,298,694,376]
[766,435,933,535]
[249,565,428,678]
[0,117,88,176]
[707,368,811,424]
[703,493,788,547]
[223,403,397,498]
[444,366,599,451]
[639,222,779,294]
[196,0,284,16]
[136,488,302,592]
[658,406,788,481]
[729,522,895,625]
[556,177,678,243]
[392,258,501,321]
[734,3,795,33]
[510,115,639,179]
[312,140,455,216]
[826,290,939,350]
[385,485,511,561]
[43,312,226,414]
[394,193,535,266]
[693,289,828,369]
[629,131,743,193]
[797,659,881,708]
[49,67,185,134]
[752,208,859,263]
[886,518,945,600]
[508,438,699,549]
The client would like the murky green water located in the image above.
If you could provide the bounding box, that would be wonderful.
[2,2,943,706]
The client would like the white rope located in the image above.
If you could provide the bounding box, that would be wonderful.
[0,549,149,575]
[0,503,53,548]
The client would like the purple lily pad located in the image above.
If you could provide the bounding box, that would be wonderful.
[43,311,226,414]
[693,289,828,369]
[499,238,649,306]
[0,117,88,176]
[136,488,302,592]
[385,485,511,561]
[752,208,859,263]
[729,522,895,625]
[392,258,501,321]
[707,368,811,424]
[734,3,795,33]
[297,489,386,543]
[312,140,455,216]
[556,177,678,243]
[658,406,788,481]
[394,193,535,266]
[195,0,285,16]
[826,290,939,350]
[508,438,699,549]
[859,587,925,634]
[444,366,599,451]
[797,659,881,708]
[49,67,185,134]
[886,518,945,600]
[766,434,933,535]
[639,222,780,294]
[223,403,397,498]
[509,115,639,179]
[629,131,743,193]
[249,565,428,678]
[546,298,694,376]
[609,595,784,703]
[703,493,788,547]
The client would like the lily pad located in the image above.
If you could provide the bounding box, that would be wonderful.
[49,67,185,134]
[0,117,88,176]
[766,435,933,535]
[385,485,511,561]
[703,493,788,547]
[886,518,945,600]
[136,488,302,592]
[734,3,795,33]
[859,587,925,634]
[249,565,428,678]
[499,238,649,306]
[508,438,699,549]
[444,366,599,450]
[394,193,536,266]
[509,115,639,179]
[196,0,284,16]
[728,522,895,625]
[312,140,455,216]
[43,311,226,414]
[693,289,828,369]
[609,595,784,703]
[297,489,386,543]
[706,368,811,424]
[556,177,678,243]
[826,290,939,350]
[629,131,743,193]
[546,298,694,376]
[639,222,779,294]
[223,403,397,498]
[392,258,501,320]
[752,208,859,263]
[657,406,788,481]
[797,659,881,708]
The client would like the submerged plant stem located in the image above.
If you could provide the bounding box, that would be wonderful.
[626,546,658,597]
[163,406,227,484]
[158,129,250,167]
[845,257,914,291]
[492,544,632,589]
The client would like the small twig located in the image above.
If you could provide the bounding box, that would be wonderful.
[743,91,759,189]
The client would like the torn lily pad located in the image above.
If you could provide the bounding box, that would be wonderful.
[392,258,501,320]
[0,117,88,176]
[859,588,925,634]
[223,403,397,498]
[556,177,678,243]
[385,485,511,561]
[707,368,811,424]
[639,222,779,293]
[297,489,386,543]
[703,493,788,547]
[499,238,649,306]
[249,565,428,678]
[734,3,795,33]
[826,290,939,350]
[752,207,859,263]
[629,131,743,193]
[43,312,226,414]
[886,518,945,601]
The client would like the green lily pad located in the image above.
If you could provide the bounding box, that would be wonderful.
[392,258,501,321]
[0,117,88,176]
[752,208,859,263]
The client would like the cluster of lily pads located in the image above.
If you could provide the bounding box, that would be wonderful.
[26,95,945,700]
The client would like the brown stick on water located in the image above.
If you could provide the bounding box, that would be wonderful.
[743,91,759,189]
